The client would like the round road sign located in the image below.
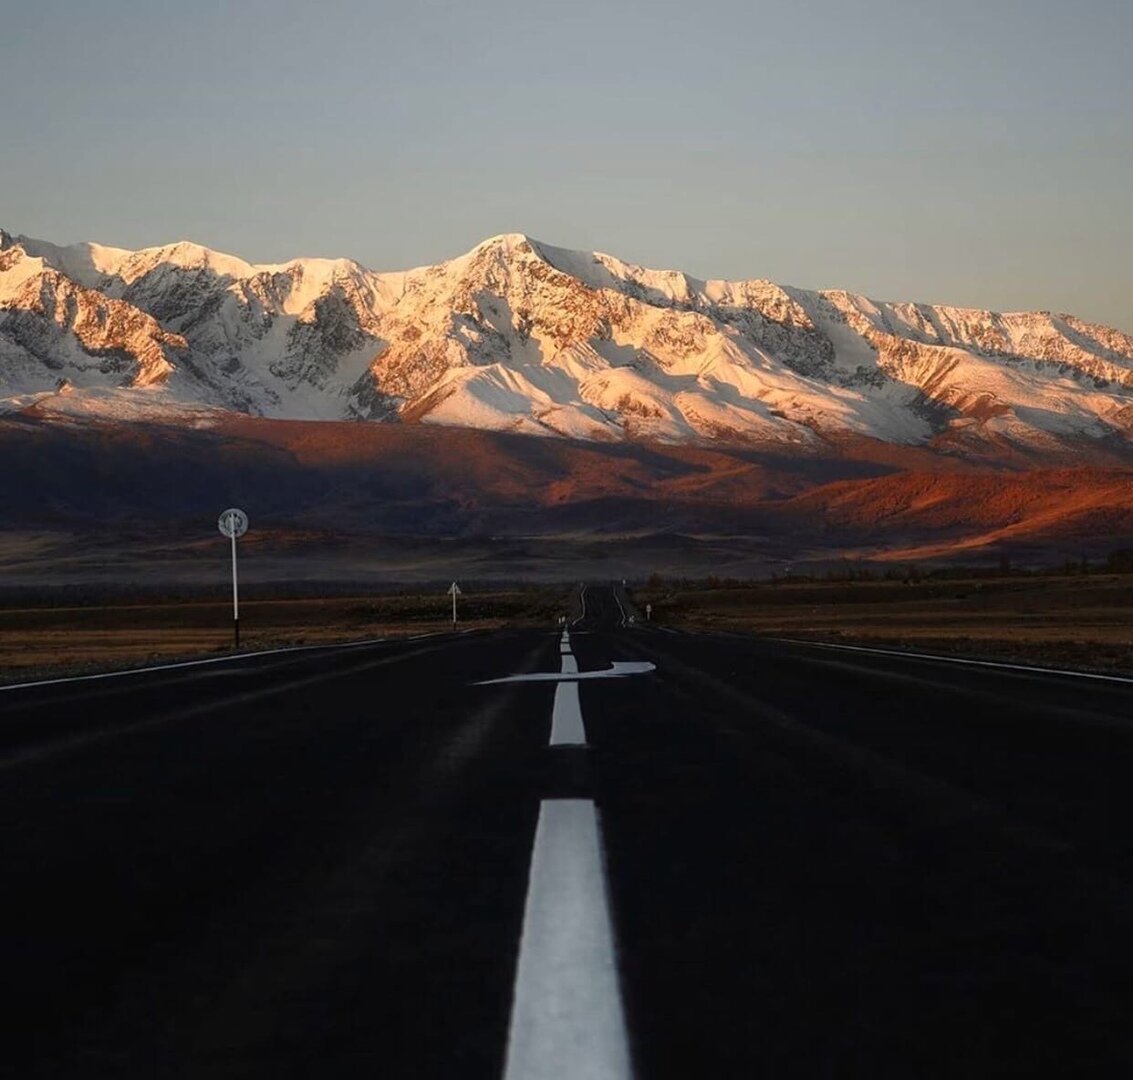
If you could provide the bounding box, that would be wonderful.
[218,507,249,539]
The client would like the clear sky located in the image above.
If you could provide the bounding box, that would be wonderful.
[2,0,1130,329]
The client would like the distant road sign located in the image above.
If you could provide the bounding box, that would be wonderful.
[449,581,462,625]
[218,508,248,539]
[217,507,248,648]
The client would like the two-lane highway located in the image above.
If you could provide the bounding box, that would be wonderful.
[5,589,1133,1076]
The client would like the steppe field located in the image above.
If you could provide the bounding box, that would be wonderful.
[0,587,569,684]
[5,573,1133,683]
[637,572,1133,675]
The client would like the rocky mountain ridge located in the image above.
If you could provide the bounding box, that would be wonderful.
[3,228,1132,453]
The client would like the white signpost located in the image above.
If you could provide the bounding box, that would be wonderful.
[646,603,653,621]
[449,581,462,626]
[217,507,249,648]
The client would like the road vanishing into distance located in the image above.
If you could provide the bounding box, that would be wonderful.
[6,585,1133,1077]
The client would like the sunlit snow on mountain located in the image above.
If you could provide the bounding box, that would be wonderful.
[3,228,1133,453]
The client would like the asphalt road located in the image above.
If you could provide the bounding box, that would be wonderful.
[5,586,1133,1077]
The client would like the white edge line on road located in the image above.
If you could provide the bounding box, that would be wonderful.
[0,629,472,694]
[613,589,627,628]
[570,585,588,628]
[776,637,1133,686]
[504,798,632,1080]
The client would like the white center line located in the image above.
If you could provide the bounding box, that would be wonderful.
[550,682,585,746]
[551,645,585,746]
[504,799,632,1080]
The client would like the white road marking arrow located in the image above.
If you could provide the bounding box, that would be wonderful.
[475,660,655,686]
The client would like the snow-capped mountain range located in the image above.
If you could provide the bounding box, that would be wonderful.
[3,227,1132,450]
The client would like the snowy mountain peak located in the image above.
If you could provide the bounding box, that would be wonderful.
[2,228,1132,454]
[473,232,537,252]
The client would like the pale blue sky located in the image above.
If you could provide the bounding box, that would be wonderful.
[2,0,1130,329]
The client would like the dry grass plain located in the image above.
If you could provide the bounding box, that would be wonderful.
[8,576,1133,685]
[0,588,570,684]
[634,574,1133,675]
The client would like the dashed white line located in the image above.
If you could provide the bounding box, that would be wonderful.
[504,799,632,1080]
[550,646,585,746]
[550,681,585,746]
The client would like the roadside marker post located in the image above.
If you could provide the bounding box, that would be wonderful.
[217,508,249,649]
[449,581,462,626]
[646,603,652,621]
